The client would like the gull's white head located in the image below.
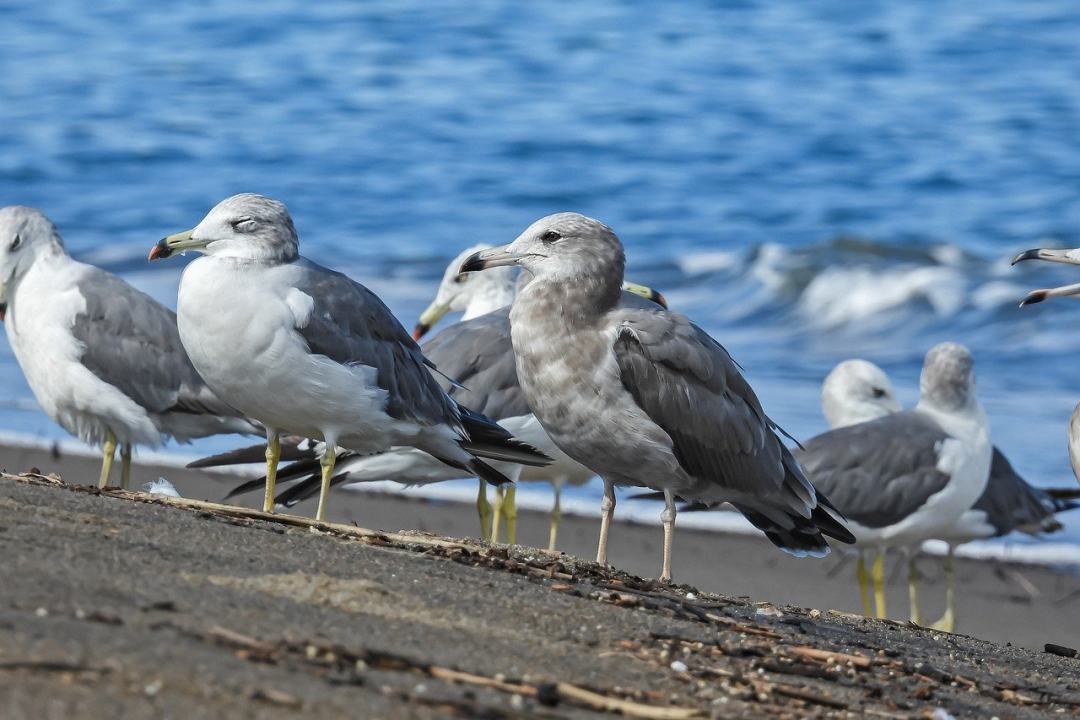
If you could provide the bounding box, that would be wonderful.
[918,342,977,414]
[0,206,66,320]
[459,213,626,303]
[150,193,299,264]
[412,244,518,340]
[821,359,902,429]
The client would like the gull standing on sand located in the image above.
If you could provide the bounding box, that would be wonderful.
[0,206,256,488]
[798,344,993,628]
[199,248,666,551]
[821,358,1078,629]
[460,213,853,581]
[149,194,548,521]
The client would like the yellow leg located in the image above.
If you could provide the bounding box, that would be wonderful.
[477,479,493,541]
[315,444,336,522]
[872,551,887,619]
[503,484,517,545]
[857,553,873,617]
[908,554,921,624]
[263,432,280,513]
[491,485,505,543]
[98,431,117,488]
[120,444,132,490]
[932,547,956,632]
[547,482,562,551]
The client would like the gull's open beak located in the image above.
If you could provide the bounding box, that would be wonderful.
[413,299,451,341]
[459,245,529,274]
[148,229,207,261]
[622,281,668,309]
[1012,248,1080,266]
[1019,281,1080,308]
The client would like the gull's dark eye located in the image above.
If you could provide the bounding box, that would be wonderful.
[540,230,561,244]
[871,387,886,398]
[9,233,20,251]
[452,274,466,284]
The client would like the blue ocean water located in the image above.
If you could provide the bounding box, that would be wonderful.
[2,1,1080,548]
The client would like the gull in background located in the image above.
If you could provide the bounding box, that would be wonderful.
[800,345,994,631]
[149,193,548,521]
[0,206,256,488]
[821,358,1079,629]
[460,212,853,581]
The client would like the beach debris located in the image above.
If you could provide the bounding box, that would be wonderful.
[6,470,1080,718]
[1043,643,1077,658]
[143,477,181,498]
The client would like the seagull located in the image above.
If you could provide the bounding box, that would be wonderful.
[459,212,853,581]
[148,193,549,521]
[408,246,668,545]
[798,344,993,627]
[198,250,666,551]
[0,206,257,488]
[821,357,1078,628]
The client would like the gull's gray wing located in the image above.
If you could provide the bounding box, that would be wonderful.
[613,309,790,494]
[72,267,240,418]
[291,259,459,428]
[795,411,952,529]
[973,448,1060,536]
[612,308,853,553]
[420,307,529,421]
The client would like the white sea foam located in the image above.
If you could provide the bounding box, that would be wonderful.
[676,250,739,275]
[797,265,966,328]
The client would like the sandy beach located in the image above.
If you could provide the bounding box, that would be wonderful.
[3,469,1079,719]
[2,441,1077,652]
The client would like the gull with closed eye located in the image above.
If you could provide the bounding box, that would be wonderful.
[149,193,549,522]
[459,212,853,581]
[0,206,258,489]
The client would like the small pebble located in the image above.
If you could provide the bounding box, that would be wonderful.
[670,660,688,673]
[144,679,162,697]
[34,607,48,618]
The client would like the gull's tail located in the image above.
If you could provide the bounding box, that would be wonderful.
[187,436,317,469]
[454,402,552,467]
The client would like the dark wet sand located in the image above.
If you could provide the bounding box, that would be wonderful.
[3,469,1080,719]
[2,442,1078,653]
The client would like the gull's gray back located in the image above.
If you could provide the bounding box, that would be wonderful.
[796,410,952,529]
[72,267,238,418]
[291,259,460,429]
[420,307,529,421]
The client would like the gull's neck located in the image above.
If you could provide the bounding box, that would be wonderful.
[462,274,517,320]
[915,396,989,444]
